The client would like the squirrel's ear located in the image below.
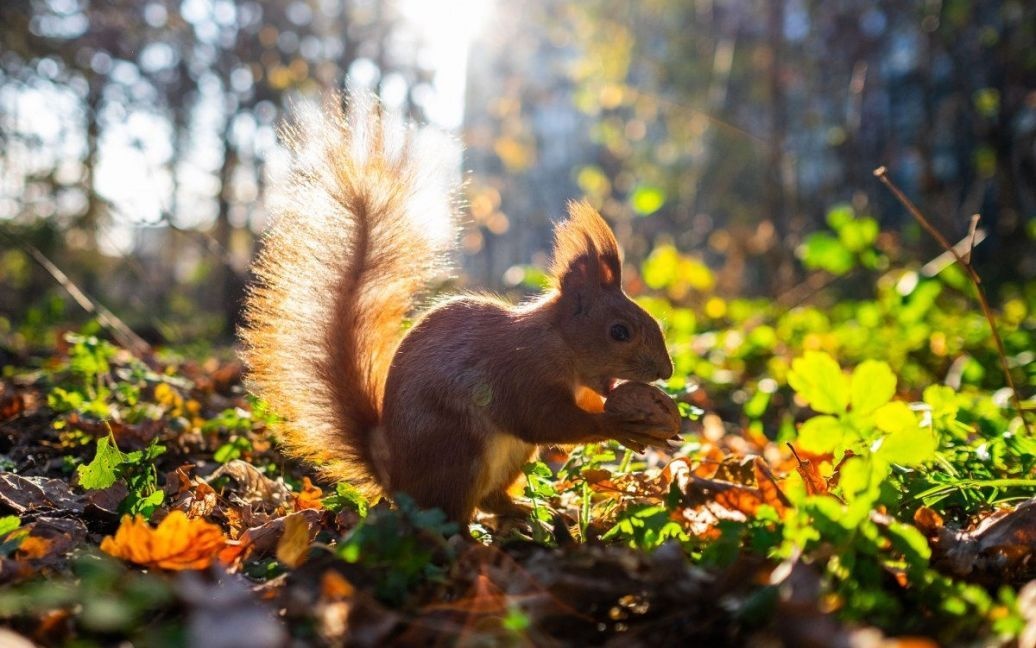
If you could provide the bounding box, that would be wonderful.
[551,200,622,293]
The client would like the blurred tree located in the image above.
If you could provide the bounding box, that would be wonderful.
[463,0,1035,295]
[0,0,431,341]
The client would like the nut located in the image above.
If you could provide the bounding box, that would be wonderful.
[604,382,681,435]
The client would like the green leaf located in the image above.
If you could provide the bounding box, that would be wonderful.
[838,217,878,252]
[800,233,854,275]
[875,425,937,466]
[503,606,531,633]
[885,520,932,565]
[0,516,20,538]
[122,489,165,518]
[797,415,845,454]
[825,204,854,230]
[324,482,370,517]
[850,360,896,415]
[642,245,679,290]
[873,401,917,435]
[77,436,125,490]
[630,184,666,216]
[788,351,849,414]
[838,456,872,500]
[214,437,251,464]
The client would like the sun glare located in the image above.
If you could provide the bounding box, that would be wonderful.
[398,0,494,130]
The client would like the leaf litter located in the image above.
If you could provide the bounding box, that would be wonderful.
[0,337,1032,646]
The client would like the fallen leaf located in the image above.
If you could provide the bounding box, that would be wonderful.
[913,506,944,537]
[321,569,355,600]
[226,509,322,563]
[276,511,314,567]
[827,450,856,489]
[208,460,292,510]
[788,443,827,495]
[932,498,1036,586]
[294,477,324,511]
[753,457,791,514]
[100,510,227,570]
[0,473,81,514]
[15,535,52,559]
[0,388,27,420]
[692,444,727,478]
[0,517,86,584]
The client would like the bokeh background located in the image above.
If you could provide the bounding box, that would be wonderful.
[1,0,1034,348]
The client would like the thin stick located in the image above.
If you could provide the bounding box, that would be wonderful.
[965,214,981,265]
[0,226,151,357]
[23,245,152,357]
[873,167,1030,435]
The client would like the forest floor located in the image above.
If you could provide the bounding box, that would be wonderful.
[0,317,1033,646]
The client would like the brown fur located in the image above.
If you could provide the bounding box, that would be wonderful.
[241,97,673,522]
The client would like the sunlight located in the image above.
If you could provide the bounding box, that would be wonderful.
[398,0,494,130]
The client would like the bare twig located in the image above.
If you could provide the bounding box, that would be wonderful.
[0,227,151,357]
[965,214,981,265]
[921,229,986,277]
[873,166,1030,435]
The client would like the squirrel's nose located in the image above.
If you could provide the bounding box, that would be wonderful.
[657,357,674,381]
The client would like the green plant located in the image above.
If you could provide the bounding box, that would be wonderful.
[77,430,167,518]
[337,494,457,604]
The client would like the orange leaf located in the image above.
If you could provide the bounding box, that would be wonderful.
[693,444,726,478]
[913,506,944,537]
[321,570,355,600]
[753,457,791,515]
[294,477,324,511]
[100,511,227,570]
[15,536,53,560]
[788,443,827,495]
[714,486,765,516]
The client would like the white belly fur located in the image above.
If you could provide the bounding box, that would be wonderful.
[477,431,535,500]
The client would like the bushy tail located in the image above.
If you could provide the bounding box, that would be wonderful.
[240,94,459,496]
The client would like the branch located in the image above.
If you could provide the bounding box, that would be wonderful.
[0,226,151,357]
[873,166,1030,436]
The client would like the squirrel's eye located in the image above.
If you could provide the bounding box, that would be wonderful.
[610,323,631,342]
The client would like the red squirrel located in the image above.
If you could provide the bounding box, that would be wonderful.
[240,95,674,523]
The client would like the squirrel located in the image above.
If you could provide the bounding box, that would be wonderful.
[240,95,675,523]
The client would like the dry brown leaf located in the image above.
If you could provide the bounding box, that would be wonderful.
[208,460,292,510]
[0,388,27,420]
[827,450,857,489]
[226,509,322,563]
[100,510,227,570]
[0,474,81,514]
[933,498,1036,585]
[692,444,726,478]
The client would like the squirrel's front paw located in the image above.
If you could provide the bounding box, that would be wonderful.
[607,382,683,451]
[604,382,681,441]
[613,426,682,454]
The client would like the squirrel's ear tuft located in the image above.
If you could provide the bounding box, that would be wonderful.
[551,200,622,293]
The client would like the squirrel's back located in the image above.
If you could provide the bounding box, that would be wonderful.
[239,95,459,495]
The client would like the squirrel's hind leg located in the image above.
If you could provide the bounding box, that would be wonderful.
[382,412,484,524]
[478,489,533,519]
